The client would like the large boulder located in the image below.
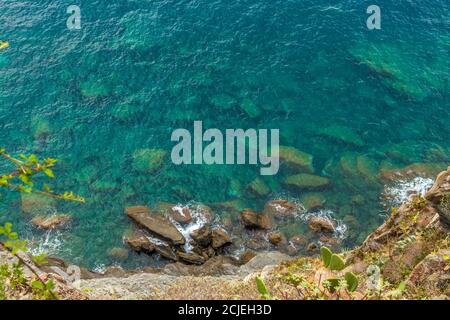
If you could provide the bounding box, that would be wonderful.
[125,206,185,245]
[168,206,193,224]
[190,225,212,247]
[425,166,450,225]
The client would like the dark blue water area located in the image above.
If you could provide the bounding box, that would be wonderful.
[0,0,448,269]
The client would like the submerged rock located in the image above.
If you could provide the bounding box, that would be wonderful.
[107,247,129,261]
[319,125,364,147]
[31,214,71,230]
[80,79,111,98]
[132,149,167,173]
[21,193,56,214]
[301,193,326,211]
[284,173,330,190]
[380,163,447,181]
[210,94,236,109]
[279,146,314,173]
[125,206,185,245]
[240,98,262,118]
[246,178,271,197]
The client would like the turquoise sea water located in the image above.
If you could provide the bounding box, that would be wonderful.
[0,1,449,269]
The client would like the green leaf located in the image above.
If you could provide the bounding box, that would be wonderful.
[344,272,358,292]
[255,276,270,298]
[31,280,44,290]
[320,246,333,268]
[324,278,340,293]
[43,168,55,178]
[329,254,345,271]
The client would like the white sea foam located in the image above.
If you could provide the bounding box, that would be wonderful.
[28,230,64,257]
[382,177,434,207]
[168,203,214,252]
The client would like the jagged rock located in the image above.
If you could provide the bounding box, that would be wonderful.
[306,242,318,253]
[154,243,178,261]
[131,149,167,173]
[426,166,450,225]
[239,209,272,229]
[279,146,314,173]
[190,225,212,247]
[107,247,129,261]
[406,249,450,296]
[286,244,299,256]
[382,241,427,283]
[125,230,156,254]
[263,199,302,219]
[284,173,330,190]
[125,206,185,245]
[177,251,206,265]
[31,215,71,230]
[211,228,232,249]
[308,217,335,233]
[168,206,192,224]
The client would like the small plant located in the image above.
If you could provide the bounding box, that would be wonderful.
[255,276,271,300]
[320,246,358,293]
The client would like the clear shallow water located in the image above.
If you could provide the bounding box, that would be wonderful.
[0,0,449,269]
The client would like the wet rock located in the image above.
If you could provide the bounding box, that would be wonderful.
[319,125,364,147]
[279,146,314,173]
[107,247,129,261]
[308,217,335,234]
[168,206,192,224]
[338,153,359,177]
[301,193,326,211]
[239,209,272,230]
[284,173,330,190]
[125,230,156,254]
[263,199,301,219]
[31,215,71,230]
[380,163,447,182]
[211,228,232,249]
[154,243,178,262]
[125,206,185,245]
[21,193,56,214]
[190,225,212,247]
[246,178,270,197]
[131,149,167,173]
[268,232,284,246]
[176,251,206,265]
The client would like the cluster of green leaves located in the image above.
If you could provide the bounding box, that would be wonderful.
[0,223,57,300]
[320,246,358,293]
[255,276,271,300]
[0,149,85,203]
